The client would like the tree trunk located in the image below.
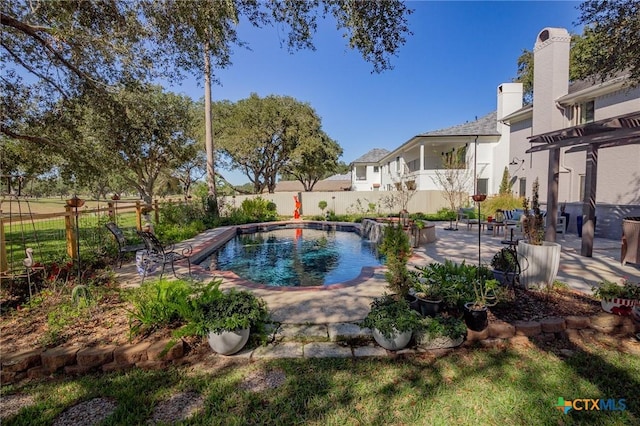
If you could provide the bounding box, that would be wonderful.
[203,41,219,217]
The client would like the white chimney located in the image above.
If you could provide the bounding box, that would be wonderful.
[532,27,571,135]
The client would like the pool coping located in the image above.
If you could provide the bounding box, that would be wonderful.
[187,220,391,291]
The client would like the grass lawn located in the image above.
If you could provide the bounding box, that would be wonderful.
[2,343,638,425]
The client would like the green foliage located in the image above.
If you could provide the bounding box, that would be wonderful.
[160,202,206,226]
[125,279,193,337]
[499,167,511,195]
[125,278,270,341]
[420,315,467,340]
[241,197,278,222]
[482,194,523,219]
[71,285,92,308]
[490,248,518,272]
[470,278,500,309]
[45,302,87,347]
[412,260,493,309]
[155,221,205,244]
[592,280,640,300]
[522,178,544,245]
[378,222,412,297]
[362,294,421,339]
[318,201,328,212]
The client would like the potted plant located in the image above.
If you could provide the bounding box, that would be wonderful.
[177,280,270,355]
[410,263,447,317]
[463,278,500,331]
[592,280,640,316]
[517,178,561,290]
[490,247,518,286]
[415,315,467,350]
[362,294,422,351]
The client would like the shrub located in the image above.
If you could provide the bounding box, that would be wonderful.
[378,222,412,297]
[160,201,206,226]
[592,280,640,300]
[241,197,278,222]
[420,315,467,340]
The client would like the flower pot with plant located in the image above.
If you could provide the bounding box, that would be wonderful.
[362,294,422,351]
[517,178,561,290]
[177,280,270,355]
[463,278,500,331]
[592,280,640,315]
[415,315,467,349]
[410,263,447,317]
[490,247,519,286]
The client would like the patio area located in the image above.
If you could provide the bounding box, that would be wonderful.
[114,221,640,325]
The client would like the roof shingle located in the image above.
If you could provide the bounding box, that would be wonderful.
[420,111,500,137]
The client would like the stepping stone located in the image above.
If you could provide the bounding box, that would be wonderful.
[303,342,352,358]
[252,343,303,359]
[277,324,328,342]
[327,323,371,342]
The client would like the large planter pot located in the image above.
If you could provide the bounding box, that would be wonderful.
[415,333,464,350]
[208,328,250,355]
[600,298,639,316]
[416,296,442,317]
[371,328,412,351]
[516,241,561,289]
[463,302,488,331]
[405,294,420,313]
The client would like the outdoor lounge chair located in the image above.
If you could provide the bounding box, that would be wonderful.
[105,222,145,268]
[136,231,192,283]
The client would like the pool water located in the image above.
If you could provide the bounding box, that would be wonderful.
[198,228,382,287]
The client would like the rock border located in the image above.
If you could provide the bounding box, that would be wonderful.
[2,312,639,385]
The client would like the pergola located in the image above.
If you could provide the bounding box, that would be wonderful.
[525,110,640,257]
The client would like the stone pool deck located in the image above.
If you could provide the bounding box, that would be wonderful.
[114,221,640,325]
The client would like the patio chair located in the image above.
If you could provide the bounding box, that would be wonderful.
[105,222,145,268]
[136,231,192,283]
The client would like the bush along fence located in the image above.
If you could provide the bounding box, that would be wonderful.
[0,199,188,274]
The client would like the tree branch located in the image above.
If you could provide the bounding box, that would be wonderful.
[0,40,69,97]
[1,12,103,88]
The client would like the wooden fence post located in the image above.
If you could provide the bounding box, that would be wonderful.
[65,205,78,259]
[135,201,142,231]
[154,199,159,224]
[0,211,7,273]
[108,201,115,221]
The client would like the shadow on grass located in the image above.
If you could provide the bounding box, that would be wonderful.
[3,335,639,424]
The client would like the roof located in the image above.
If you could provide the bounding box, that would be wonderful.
[420,111,500,137]
[352,148,390,163]
[501,105,533,123]
[324,172,351,181]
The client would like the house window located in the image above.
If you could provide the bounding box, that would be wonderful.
[373,166,379,173]
[519,178,526,197]
[476,178,488,195]
[355,165,367,181]
[578,100,595,124]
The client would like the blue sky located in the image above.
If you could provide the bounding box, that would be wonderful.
[167,1,583,185]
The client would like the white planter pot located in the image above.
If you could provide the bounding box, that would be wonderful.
[371,328,412,351]
[600,298,638,316]
[207,328,250,355]
[516,241,561,289]
[415,333,464,350]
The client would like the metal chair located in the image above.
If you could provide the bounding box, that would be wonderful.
[136,231,192,283]
[105,222,145,268]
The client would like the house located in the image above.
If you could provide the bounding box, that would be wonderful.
[350,83,523,196]
[349,26,640,246]
[502,27,640,248]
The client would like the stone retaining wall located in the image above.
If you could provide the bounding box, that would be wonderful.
[1,313,638,385]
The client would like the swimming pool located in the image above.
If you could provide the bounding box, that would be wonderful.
[197,227,382,287]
